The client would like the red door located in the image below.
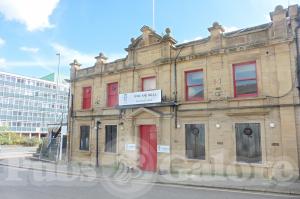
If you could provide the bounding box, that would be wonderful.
[107,82,118,107]
[139,125,157,172]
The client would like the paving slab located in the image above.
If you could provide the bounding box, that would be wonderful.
[0,157,299,196]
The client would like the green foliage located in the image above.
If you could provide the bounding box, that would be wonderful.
[0,132,41,146]
[0,126,10,133]
[22,137,40,147]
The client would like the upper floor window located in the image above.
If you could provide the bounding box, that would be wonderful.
[233,62,257,97]
[185,70,204,101]
[107,82,118,107]
[82,87,92,110]
[142,76,156,91]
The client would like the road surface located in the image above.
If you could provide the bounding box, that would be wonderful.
[0,165,298,199]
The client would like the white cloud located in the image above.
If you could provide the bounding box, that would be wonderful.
[224,26,240,33]
[20,46,39,53]
[51,43,126,66]
[0,58,6,68]
[51,43,96,67]
[0,0,60,31]
[182,36,203,43]
[1,59,55,67]
[107,53,127,62]
[0,55,58,72]
[0,37,5,47]
[0,43,126,73]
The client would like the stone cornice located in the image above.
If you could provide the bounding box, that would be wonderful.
[71,37,294,82]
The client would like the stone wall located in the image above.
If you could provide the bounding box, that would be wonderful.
[68,5,300,178]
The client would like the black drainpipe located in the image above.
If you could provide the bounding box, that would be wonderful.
[174,47,183,128]
[295,15,300,93]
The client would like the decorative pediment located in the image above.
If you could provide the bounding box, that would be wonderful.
[125,25,177,52]
[126,107,162,119]
[124,26,177,66]
[126,25,172,51]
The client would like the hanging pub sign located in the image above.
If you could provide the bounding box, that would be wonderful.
[119,90,162,106]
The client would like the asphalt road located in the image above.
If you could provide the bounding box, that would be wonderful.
[0,165,298,199]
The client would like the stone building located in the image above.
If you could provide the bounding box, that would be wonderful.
[68,5,300,179]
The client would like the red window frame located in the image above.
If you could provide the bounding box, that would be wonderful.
[107,82,118,107]
[185,69,204,101]
[82,86,92,110]
[233,61,258,98]
[142,76,156,91]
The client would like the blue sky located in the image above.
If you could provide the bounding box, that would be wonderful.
[0,0,299,79]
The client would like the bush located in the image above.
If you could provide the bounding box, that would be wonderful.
[0,132,12,145]
[22,137,40,147]
[0,132,41,146]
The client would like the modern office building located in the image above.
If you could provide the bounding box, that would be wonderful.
[0,71,69,138]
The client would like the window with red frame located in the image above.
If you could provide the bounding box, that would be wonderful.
[107,82,118,107]
[142,76,156,91]
[185,70,204,101]
[233,62,257,97]
[82,87,92,109]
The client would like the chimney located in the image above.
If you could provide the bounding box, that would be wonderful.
[95,52,108,64]
[208,22,224,49]
[208,22,224,37]
[141,25,153,46]
[70,59,81,79]
[270,5,288,39]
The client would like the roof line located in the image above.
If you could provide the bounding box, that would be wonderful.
[0,71,68,86]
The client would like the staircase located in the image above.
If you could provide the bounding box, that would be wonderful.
[33,114,66,162]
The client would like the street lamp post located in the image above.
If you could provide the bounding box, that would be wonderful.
[55,53,60,122]
[96,120,101,168]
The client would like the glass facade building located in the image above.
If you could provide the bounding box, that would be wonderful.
[0,71,69,137]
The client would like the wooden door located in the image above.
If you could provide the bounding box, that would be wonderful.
[139,125,157,172]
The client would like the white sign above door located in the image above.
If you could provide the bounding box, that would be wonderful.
[119,90,162,106]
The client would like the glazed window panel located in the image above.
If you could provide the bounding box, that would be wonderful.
[233,62,257,97]
[82,87,92,109]
[107,82,118,107]
[142,77,156,91]
[185,70,204,101]
[185,124,205,160]
[235,123,262,163]
[79,126,90,151]
[105,125,117,153]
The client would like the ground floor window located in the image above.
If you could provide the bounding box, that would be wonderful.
[185,124,205,160]
[79,126,90,151]
[105,125,117,153]
[235,123,262,163]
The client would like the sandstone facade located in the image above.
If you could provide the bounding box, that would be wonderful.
[68,5,300,179]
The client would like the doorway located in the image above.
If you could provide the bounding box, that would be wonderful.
[139,125,157,172]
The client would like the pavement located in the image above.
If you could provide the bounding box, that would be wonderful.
[0,146,37,159]
[0,156,299,197]
[0,163,299,199]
